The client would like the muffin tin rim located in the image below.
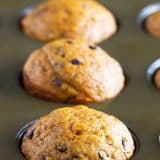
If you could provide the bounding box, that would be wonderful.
[147,58,160,85]
[138,2,160,27]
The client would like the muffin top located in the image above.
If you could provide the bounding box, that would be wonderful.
[23,39,124,103]
[145,11,160,38]
[21,0,117,43]
[22,105,135,160]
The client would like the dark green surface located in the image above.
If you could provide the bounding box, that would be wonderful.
[0,0,159,159]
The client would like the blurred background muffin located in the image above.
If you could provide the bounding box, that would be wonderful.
[145,11,160,38]
[21,0,117,43]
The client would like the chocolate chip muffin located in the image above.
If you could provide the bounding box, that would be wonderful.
[23,39,124,103]
[21,105,135,160]
[145,11,160,38]
[21,0,117,43]
[154,69,160,88]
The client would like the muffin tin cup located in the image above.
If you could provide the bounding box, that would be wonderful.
[129,128,140,159]
[138,3,160,32]
[16,120,37,155]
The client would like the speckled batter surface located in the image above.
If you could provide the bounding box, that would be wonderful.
[21,105,135,160]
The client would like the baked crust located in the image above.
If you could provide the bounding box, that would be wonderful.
[23,39,124,103]
[21,105,135,160]
[22,0,117,43]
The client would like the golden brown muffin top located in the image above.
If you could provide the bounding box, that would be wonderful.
[23,39,124,103]
[22,105,135,160]
[22,0,117,43]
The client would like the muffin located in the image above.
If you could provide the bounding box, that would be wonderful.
[21,105,135,160]
[154,69,160,88]
[23,39,124,103]
[21,0,117,43]
[145,11,160,38]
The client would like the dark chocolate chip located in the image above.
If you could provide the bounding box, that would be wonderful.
[56,144,67,152]
[71,59,81,65]
[72,154,80,159]
[53,78,62,87]
[89,45,97,50]
[98,151,107,160]
[56,48,65,57]
[75,130,83,135]
[26,128,35,139]
[66,40,73,44]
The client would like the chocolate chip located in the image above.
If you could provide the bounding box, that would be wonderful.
[56,48,65,57]
[75,130,83,135]
[71,59,81,65]
[56,144,67,152]
[26,128,35,139]
[98,151,108,160]
[72,154,80,159]
[53,78,62,87]
[66,40,73,44]
[89,45,97,50]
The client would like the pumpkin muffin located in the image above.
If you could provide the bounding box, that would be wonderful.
[23,39,124,103]
[21,0,117,43]
[21,105,135,160]
[145,11,160,38]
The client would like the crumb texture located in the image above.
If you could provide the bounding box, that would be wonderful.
[22,105,135,160]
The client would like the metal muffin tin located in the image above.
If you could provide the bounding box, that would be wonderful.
[0,0,159,159]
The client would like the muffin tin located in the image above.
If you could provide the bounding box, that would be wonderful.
[138,3,160,26]
[0,0,160,159]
